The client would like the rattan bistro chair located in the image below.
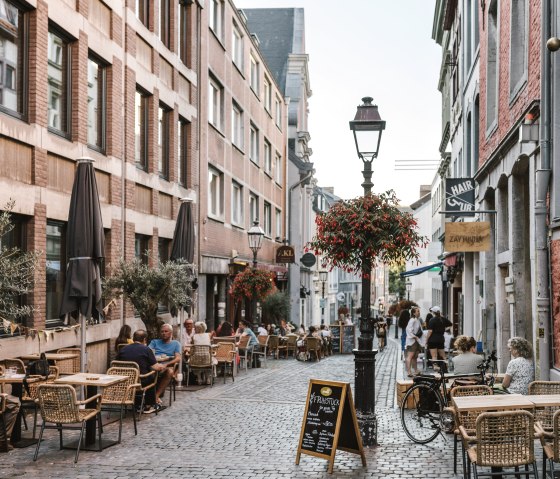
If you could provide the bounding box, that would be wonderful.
[0,394,8,452]
[285,335,298,358]
[461,410,539,478]
[537,408,560,478]
[529,381,560,432]
[56,348,81,374]
[237,335,252,372]
[305,337,322,362]
[214,342,236,383]
[21,366,59,439]
[110,361,158,419]
[448,385,493,476]
[101,367,140,443]
[252,335,269,368]
[186,345,216,387]
[34,384,102,463]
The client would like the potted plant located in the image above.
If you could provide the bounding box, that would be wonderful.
[261,291,289,325]
[229,268,276,302]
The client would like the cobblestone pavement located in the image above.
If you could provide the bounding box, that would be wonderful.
[0,331,472,478]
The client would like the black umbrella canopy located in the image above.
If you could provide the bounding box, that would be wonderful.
[170,199,195,263]
[60,158,105,319]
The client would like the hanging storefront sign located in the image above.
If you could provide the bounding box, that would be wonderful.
[276,245,295,263]
[445,222,491,252]
[445,178,475,215]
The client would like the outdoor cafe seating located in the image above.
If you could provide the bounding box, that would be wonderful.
[252,336,269,368]
[185,345,215,387]
[214,342,236,383]
[110,360,158,420]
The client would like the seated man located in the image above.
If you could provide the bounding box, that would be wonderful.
[117,329,166,413]
[237,319,258,366]
[0,393,20,451]
[148,324,181,406]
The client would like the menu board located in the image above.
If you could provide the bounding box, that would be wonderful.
[330,325,341,354]
[296,379,365,474]
[342,325,355,353]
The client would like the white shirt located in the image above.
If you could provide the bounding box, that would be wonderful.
[257,327,268,336]
[344,318,353,325]
[405,317,423,347]
[193,333,211,346]
[182,329,195,347]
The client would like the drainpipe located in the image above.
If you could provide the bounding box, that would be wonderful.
[536,0,552,379]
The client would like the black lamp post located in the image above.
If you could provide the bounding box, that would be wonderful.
[319,270,328,325]
[247,221,265,323]
[406,280,412,301]
[349,96,386,447]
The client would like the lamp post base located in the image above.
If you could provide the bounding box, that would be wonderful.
[353,348,378,447]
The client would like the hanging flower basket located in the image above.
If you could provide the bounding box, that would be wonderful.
[307,190,428,276]
[230,268,276,302]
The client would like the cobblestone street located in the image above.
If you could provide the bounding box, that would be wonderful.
[0,330,463,478]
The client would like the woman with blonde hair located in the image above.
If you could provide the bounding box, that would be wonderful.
[193,321,211,346]
[452,335,483,374]
[502,337,534,394]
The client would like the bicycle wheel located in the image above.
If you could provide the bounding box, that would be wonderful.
[401,383,444,444]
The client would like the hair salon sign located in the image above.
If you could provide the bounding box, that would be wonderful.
[445,178,475,214]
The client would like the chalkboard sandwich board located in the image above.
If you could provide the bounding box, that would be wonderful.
[296,379,365,474]
[330,325,341,354]
[342,325,355,353]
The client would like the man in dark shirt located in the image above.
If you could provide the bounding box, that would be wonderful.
[117,329,166,413]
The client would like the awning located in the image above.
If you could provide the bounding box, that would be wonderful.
[400,262,443,278]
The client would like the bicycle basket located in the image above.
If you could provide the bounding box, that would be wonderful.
[418,386,442,413]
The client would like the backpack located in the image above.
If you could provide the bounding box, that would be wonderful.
[23,352,50,395]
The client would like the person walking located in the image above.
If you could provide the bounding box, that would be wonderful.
[425,306,452,365]
[405,306,423,377]
[398,309,411,359]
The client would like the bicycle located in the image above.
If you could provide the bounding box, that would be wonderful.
[400,351,498,444]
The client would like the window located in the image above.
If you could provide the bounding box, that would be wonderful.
[510,0,528,98]
[275,208,282,240]
[158,237,171,263]
[178,1,189,65]
[209,0,223,40]
[232,23,243,68]
[158,104,170,179]
[159,0,170,48]
[274,152,282,184]
[208,167,224,218]
[0,0,26,117]
[264,77,272,111]
[136,0,149,27]
[48,28,71,135]
[250,54,259,93]
[231,101,243,148]
[263,202,272,236]
[275,96,282,128]
[135,89,149,170]
[87,56,106,151]
[208,75,223,130]
[135,234,150,265]
[46,221,66,326]
[486,0,498,131]
[264,139,271,174]
[451,21,460,104]
[232,181,243,226]
[178,117,189,186]
[250,123,259,165]
[249,193,259,225]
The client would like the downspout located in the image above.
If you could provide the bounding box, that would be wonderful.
[536,0,552,379]
[120,0,128,326]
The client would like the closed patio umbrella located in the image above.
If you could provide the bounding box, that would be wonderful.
[60,158,105,373]
[170,198,195,383]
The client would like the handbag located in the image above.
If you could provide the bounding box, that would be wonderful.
[23,352,50,395]
[414,320,423,338]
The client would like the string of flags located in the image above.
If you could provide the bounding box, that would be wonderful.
[0,318,82,346]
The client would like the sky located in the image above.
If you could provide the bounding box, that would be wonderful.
[236,0,442,205]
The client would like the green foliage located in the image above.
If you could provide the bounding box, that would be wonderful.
[389,264,406,298]
[103,257,196,340]
[0,201,39,323]
[261,291,289,324]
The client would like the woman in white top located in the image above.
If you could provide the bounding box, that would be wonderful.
[452,336,483,374]
[502,337,534,394]
[193,321,212,346]
[405,307,423,377]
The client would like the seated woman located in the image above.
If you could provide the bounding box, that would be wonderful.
[296,326,319,360]
[452,335,483,374]
[216,319,234,337]
[192,321,216,384]
[501,336,534,394]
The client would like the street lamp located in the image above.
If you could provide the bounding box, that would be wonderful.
[349,96,386,447]
[406,280,412,301]
[247,221,265,324]
[319,270,328,325]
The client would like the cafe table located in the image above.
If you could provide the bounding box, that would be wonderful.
[526,394,560,407]
[20,353,79,362]
[54,373,127,450]
[0,373,42,448]
[453,393,535,413]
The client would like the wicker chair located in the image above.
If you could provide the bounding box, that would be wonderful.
[1,358,25,374]
[214,342,236,383]
[537,408,560,478]
[212,336,236,344]
[529,381,560,432]
[267,335,283,359]
[56,348,81,374]
[33,384,102,463]
[0,394,8,452]
[21,366,60,439]
[305,337,322,362]
[448,385,493,476]
[252,336,269,368]
[286,335,298,358]
[186,345,215,387]
[237,335,252,372]
[101,367,140,443]
[461,410,538,478]
[109,361,158,419]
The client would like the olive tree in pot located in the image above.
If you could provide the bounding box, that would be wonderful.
[261,291,289,326]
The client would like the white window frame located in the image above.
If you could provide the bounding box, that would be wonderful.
[250,54,259,94]
[274,152,282,184]
[263,202,272,236]
[208,75,223,130]
[232,23,243,69]
[209,0,223,40]
[264,77,271,111]
[275,208,282,240]
[208,167,224,219]
[275,96,282,129]
[231,181,243,226]
[264,139,271,174]
[249,193,259,225]
[231,101,243,148]
[250,123,259,165]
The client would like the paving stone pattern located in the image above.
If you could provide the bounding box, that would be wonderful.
[0,330,471,478]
